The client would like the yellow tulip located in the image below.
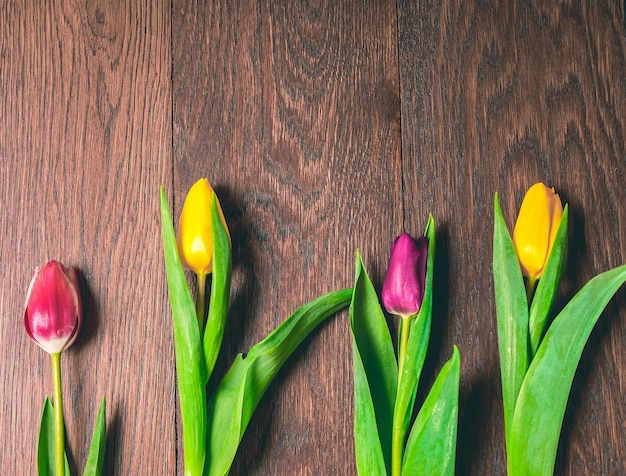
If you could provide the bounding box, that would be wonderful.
[513,182,563,280]
[176,178,229,275]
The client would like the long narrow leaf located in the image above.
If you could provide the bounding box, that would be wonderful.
[205,288,352,476]
[352,340,389,476]
[493,194,529,442]
[393,216,436,446]
[38,398,54,476]
[204,197,232,381]
[160,187,207,475]
[83,397,106,476]
[401,346,460,476]
[351,251,397,476]
[528,205,569,356]
[509,264,626,475]
[37,398,70,476]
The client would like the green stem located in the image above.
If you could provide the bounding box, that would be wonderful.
[397,316,410,378]
[51,352,65,476]
[392,316,411,476]
[526,276,537,305]
[195,272,207,331]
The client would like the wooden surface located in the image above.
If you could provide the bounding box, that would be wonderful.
[1,1,625,474]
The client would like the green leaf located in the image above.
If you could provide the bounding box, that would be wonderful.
[83,397,106,476]
[38,398,55,476]
[37,398,71,476]
[528,205,568,356]
[401,346,460,476]
[205,288,352,476]
[509,264,626,476]
[493,194,529,443]
[203,196,233,382]
[38,398,54,476]
[393,216,436,449]
[352,342,389,476]
[160,187,207,475]
[350,251,397,476]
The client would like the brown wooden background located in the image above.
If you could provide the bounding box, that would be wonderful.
[1,1,625,474]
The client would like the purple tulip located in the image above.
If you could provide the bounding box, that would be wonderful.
[24,261,82,354]
[381,234,428,318]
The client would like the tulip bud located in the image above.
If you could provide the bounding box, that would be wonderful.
[177,178,230,275]
[24,261,82,354]
[381,234,428,318]
[513,183,563,279]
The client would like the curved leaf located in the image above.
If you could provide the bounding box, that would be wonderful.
[204,197,232,381]
[206,288,352,476]
[510,264,626,475]
[37,398,70,476]
[493,194,529,442]
[83,397,106,476]
[353,341,389,476]
[528,205,569,356]
[401,346,460,476]
[351,251,397,475]
[160,187,207,475]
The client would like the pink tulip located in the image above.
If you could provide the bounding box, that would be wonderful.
[24,261,82,354]
[382,234,428,318]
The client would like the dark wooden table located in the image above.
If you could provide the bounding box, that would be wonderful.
[2,1,625,474]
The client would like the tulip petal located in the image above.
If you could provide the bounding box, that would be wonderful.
[513,183,563,279]
[382,234,428,318]
[177,178,230,275]
[24,261,82,355]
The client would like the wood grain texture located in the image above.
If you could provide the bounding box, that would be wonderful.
[398,0,626,474]
[172,0,402,473]
[1,0,625,474]
[0,1,174,474]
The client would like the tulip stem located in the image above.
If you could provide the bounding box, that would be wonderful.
[526,276,537,304]
[196,272,207,331]
[397,316,410,377]
[392,316,411,476]
[51,352,65,476]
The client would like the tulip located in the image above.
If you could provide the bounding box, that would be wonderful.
[177,178,230,329]
[177,178,229,275]
[382,234,428,319]
[24,260,82,476]
[382,233,428,476]
[24,260,82,355]
[513,183,563,280]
